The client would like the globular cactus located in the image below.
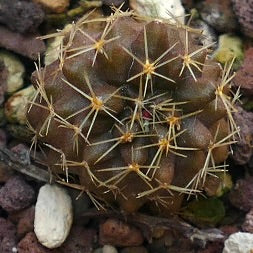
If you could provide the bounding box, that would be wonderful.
[27,7,240,215]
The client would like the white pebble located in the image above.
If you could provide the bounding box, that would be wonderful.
[223,232,253,253]
[103,245,118,253]
[34,184,73,249]
[130,0,185,24]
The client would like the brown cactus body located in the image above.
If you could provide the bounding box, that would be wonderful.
[27,9,239,215]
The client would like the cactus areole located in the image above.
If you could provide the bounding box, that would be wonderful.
[27,8,240,215]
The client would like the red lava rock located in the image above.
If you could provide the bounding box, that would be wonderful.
[16,206,35,238]
[60,226,97,253]
[220,225,239,236]
[198,0,238,33]
[232,106,253,165]
[0,218,17,253]
[242,208,253,233]
[0,0,45,34]
[0,26,46,60]
[99,218,144,247]
[0,176,35,213]
[18,232,59,253]
[229,177,253,212]
[232,0,253,38]
[234,48,253,95]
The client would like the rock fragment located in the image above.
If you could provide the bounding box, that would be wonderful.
[0,0,45,33]
[0,50,25,94]
[234,48,253,95]
[0,26,46,60]
[33,0,70,14]
[232,106,253,165]
[0,176,35,213]
[229,177,253,212]
[223,232,253,253]
[34,184,73,249]
[99,218,144,247]
[130,0,185,24]
[232,0,253,38]
[5,85,36,125]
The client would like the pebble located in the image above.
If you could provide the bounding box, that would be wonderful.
[0,176,35,213]
[213,34,244,70]
[232,0,253,38]
[130,0,185,24]
[0,218,17,253]
[0,59,8,105]
[60,226,96,253]
[103,245,118,253]
[234,48,253,95]
[198,0,238,33]
[0,50,25,94]
[223,232,253,253]
[99,218,144,247]
[229,177,253,212]
[242,209,253,233]
[17,232,57,253]
[5,85,36,125]
[33,0,70,14]
[0,26,46,60]
[17,206,35,238]
[34,184,73,249]
[232,106,253,165]
[0,0,45,34]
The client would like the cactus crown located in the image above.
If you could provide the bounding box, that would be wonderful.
[27,6,240,214]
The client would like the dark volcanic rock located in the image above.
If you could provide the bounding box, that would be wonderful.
[198,0,238,33]
[232,106,253,165]
[229,177,253,211]
[0,0,45,34]
[0,218,17,253]
[0,176,35,213]
[234,48,253,95]
[232,0,253,38]
[0,26,46,60]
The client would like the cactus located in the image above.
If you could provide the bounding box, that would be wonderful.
[27,7,240,215]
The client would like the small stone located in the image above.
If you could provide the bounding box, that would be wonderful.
[130,0,185,24]
[242,209,253,233]
[198,0,238,33]
[0,26,46,60]
[0,50,25,94]
[0,176,35,212]
[34,184,73,249]
[213,34,244,69]
[5,85,36,125]
[17,232,58,253]
[0,59,8,105]
[120,246,148,253]
[234,48,253,95]
[103,245,118,253]
[0,218,17,253]
[17,206,35,238]
[93,248,103,253]
[229,177,253,212]
[232,0,253,38]
[213,34,244,70]
[44,24,72,66]
[99,218,144,247]
[0,164,13,184]
[0,0,45,34]
[33,0,70,14]
[60,226,96,253]
[223,232,253,253]
[232,106,253,165]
